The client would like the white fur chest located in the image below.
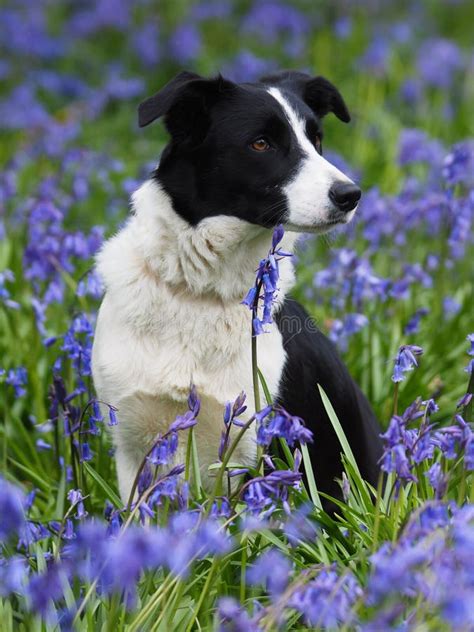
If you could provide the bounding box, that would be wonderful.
[92,180,296,500]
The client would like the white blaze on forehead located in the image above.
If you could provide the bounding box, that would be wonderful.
[266,87,356,232]
[267,86,320,157]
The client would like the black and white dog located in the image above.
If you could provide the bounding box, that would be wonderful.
[92,70,382,505]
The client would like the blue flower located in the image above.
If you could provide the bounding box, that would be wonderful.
[417,38,464,88]
[391,345,423,382]
[217,597,260,632]
[290,564,362,628]
[243,469,302,516]
[247,548,291,597]
[0,556,28,597]
[67,489,88,520]
[425,463,447,498]
[108,406,118,427]
[0,269,19,309]
[0,478,26,542]
[256,406,313,447]
[4,367,28,397]
[168,24,201,64]
[242,225,292,336]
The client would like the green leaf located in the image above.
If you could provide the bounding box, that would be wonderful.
[318,385,361,477]
[301,443,323,510]
[82,462,122,508]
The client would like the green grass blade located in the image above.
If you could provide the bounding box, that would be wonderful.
[82,462,122,508]
[317,384,361,478]
[301,443,323,510]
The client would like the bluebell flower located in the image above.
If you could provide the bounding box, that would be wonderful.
[4,367,28,397]
[242,225,292,336]
[91,400,103,422]
[79,442,92,462]
[329,313,369,349]
[0,478,26,541]
[27,566,65,618]
[467,334,474,357]
[36,439,52,451]
[247,548,291,597]
[457,393,472,409]
[18,521,50,549]
[132,22,160,67]
[417,38,464,88]
[290,564,362,628]
[217,597,260,632]
[0,269,19,309]
[425,463,447,498]
[222,50,275,83]
[404,308,429,335]
[241,1,308,46]
[168,24,201,64]
[108,406,118,427]
[442,142,474,187]
[443,296,461,317]
[137,463,153,496]
[243,469,302,516]
[391,345,423,382]
[334,16,352,39]
[256,406,313,447]
[67,489,88,519]
[358,37,391,76]
[0,556,28,597]
[76,269,104,299]
[398,129,444,167]
[399,78,423,105]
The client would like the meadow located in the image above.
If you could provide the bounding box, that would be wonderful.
[1,1,473,630]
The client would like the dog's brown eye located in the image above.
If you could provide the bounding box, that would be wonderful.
[251,138,271,152]
[315,135,322,153]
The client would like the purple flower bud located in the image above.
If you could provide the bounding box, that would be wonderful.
[425,463,447,498]
[108,407,118,426]
[91,400,103,422]
[36,439,52,451]
[223,401,232,425]
[467,334,474,356]
[272,224,284,250]
[80,442,92,462]
[187,384,200,416]
[169,411,197,432]
[457,393,472,408]
[67,489,87,519]
[0,478,26,542]
[241,286,257,307]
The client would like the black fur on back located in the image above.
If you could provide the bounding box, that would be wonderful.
[275,298,383,508]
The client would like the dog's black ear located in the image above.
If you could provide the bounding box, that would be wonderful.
[138,71,201,127]
[138,72,237,143]
[260,70,350,123]
[304,76,350,123]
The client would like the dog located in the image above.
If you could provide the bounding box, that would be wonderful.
[92,70,383,505]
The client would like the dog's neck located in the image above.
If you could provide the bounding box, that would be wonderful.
[130,179,298,303]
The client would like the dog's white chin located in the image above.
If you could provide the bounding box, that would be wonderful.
[284,206,357,234]
[284,219,347,235]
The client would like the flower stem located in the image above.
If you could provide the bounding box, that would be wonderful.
[393,382,399,417]
[204,415,256,517]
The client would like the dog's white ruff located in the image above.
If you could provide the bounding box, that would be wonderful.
[92,180,298,501]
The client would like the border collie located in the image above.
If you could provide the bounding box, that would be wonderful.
[92,70,382,505]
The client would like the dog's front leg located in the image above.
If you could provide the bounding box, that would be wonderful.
[114,445,146,505]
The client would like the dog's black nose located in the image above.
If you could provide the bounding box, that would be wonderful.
[329,182,361,212]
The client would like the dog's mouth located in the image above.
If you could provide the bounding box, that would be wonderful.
[284,216,350,234]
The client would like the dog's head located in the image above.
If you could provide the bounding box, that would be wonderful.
[139,70,360,233]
